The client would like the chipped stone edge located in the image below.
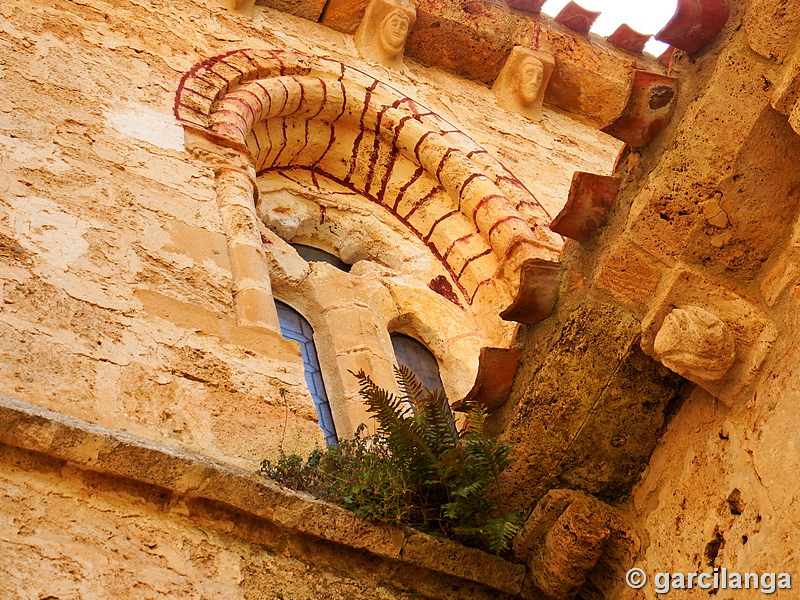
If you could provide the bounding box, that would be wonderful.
[0,393,527,596]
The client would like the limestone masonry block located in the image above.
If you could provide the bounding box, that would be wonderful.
[593,239,662,314]
[405,0,518,83]
[514,489,638,600]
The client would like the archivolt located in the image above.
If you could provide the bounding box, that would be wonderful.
[175,49,561,311]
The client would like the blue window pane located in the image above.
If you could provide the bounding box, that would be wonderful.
[390,333,445,394]
[275,300,338,445]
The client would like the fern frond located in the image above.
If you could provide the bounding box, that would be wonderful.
[395,364,425,407]
[484,515,522,555]
[461,401,487,441]
[352,369,438,479]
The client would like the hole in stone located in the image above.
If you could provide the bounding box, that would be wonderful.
[649,86,675,110]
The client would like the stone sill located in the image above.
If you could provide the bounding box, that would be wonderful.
[0,393,529,598]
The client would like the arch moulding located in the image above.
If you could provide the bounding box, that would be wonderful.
[174,48,563,330]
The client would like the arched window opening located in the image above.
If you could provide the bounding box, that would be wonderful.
[290,243,351,273]
[275,300,338,445]
[390,333,445,394]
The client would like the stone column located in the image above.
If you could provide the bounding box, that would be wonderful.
[187,131,280,332]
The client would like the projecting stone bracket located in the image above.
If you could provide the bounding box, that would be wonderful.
[513,489,639,600]
[500,258,561,325]
[452,347,520,412]
[549,172,620,242]
[655,0,729,54]
[640,267,778,402]
[601,70,679,147]
[554,1,600,34]
[607,24,651,54]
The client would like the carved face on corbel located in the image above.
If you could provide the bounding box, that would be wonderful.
[492,46,554,121]
[355,0,417,70]
[515,57,545,105]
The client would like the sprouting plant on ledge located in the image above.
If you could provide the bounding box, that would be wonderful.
[259,365,521,554]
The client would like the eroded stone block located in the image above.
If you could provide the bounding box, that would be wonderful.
[255,0,326,21]
[514,489,639,600]
[405,0,518,83]
[593,239,663,313]
[640,268,778,401]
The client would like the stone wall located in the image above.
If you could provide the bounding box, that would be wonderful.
[491,0,800,597]
[0,393,529,600]
[0,0,626,596]
[0,0,620,468]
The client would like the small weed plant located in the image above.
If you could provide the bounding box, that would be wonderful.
[259,366,521,554]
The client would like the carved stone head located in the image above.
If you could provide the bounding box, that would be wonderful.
[492,46,553,120]
[653,306,736,382]
[354,0,417,70]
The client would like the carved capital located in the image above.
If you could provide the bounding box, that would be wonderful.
[653,306,735,382]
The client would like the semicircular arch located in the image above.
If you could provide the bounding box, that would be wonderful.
[175,49,561,314]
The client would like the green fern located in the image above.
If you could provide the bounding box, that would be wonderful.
[260,366,521,554]
[484,515,523,556]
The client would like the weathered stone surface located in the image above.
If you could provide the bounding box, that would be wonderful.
[593,239,662,313]
[0,392,526,600]
[514,489,638,600]
[495,303,689,514]
[255,0,326,20]
[653,305,736,382]
[405,0,519,83]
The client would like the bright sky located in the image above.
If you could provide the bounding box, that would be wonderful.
[540,0,679,56]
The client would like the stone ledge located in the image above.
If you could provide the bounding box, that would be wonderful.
[0,393,528,597]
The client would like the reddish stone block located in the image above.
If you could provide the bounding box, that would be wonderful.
[607,24,650,54]
[452,347,520,412]
[500,258,560,324]
[601,69,678,147]
[658,45,676,67]
[549,172,620,242]
[555,2,601,34]
[508,0,546,14]
[655,0,729,54]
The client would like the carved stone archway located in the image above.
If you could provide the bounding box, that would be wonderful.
[175,49,562,325]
